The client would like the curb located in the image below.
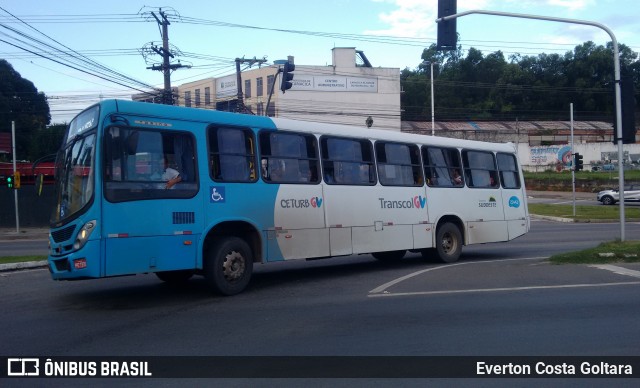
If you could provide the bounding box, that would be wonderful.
[531,214,576,223]
[0,260,48,272]
[530,214,627,223]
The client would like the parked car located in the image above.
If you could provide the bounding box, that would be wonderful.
[597,185,640,205]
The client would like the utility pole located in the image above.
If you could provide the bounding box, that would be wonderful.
[235,57,267,114]
[147,9,189,105]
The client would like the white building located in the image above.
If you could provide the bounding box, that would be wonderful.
[175,47,401,131]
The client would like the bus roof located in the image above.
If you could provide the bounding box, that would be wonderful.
[271,116,517,153]
[98,100,516,154]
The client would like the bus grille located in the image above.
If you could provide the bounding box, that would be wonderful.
[51,225,76,243]
[173,212,195,224]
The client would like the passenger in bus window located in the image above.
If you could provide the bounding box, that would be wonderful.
[261,158,269,179]
[269,159,285,181]
[451,169,463,186]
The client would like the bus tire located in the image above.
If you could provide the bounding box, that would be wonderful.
[204,237,253,296]
[155,270,194,284]
[372,250,406,262]
[433,222,462,263]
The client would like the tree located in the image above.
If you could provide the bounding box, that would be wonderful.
[401,39,639,123]
[0,59,51,161]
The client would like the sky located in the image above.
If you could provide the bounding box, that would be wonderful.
[1,0,639,124]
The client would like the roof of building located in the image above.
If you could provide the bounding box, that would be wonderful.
[401,120,613,133]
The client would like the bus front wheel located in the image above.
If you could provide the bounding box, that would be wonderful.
[204,237,253,296]
[430,222,462,263]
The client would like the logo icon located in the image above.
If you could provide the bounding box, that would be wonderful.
[509,196,521,208]
[310,197,323,208]
[413,195,427,209]
[210,187,225,203]
[8,358,40,376]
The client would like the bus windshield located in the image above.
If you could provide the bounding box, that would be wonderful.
[50,132,96,225]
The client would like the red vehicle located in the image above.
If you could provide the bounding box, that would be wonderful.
[0,160,56,186]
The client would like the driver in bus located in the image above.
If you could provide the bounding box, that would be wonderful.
[151,157,182,189]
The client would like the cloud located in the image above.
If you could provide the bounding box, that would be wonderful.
[365,0,491,37]
[546,0,595,11]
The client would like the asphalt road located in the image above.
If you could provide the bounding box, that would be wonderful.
[2,220,639,385]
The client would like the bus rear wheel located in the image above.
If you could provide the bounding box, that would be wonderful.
[204,237,253,296]
[429,222,462,263]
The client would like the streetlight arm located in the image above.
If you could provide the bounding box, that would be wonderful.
[436,8,625,240]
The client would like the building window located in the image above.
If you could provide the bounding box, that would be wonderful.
[257,77,263,97]
[244,80,251,99]
[184,91,191,107]
[195,89,201,107]
[204,87,211,106]
[256,102,264,116]
[267,75,274,96]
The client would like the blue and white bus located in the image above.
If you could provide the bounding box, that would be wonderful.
[48,100,529,295]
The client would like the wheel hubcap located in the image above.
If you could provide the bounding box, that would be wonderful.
[442,233,455,254]
[223,251,245,281]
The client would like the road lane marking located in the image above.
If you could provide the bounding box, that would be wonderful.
[369,257,547,295]
[368,281,640,298]
[589,264,640,279]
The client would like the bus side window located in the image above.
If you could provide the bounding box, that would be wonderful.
[462,150,498,189]
[259,131,320,184]
[208,126,257,183]
[376,141,422,187]
[321,136,375,185]
[422,146,462,188]
[497,153,521,189]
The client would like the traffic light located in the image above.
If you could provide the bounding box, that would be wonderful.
[619,76,636,144]
[574,153,584,171]
[6,174,14,189]
[14,171,21,189]
[437,0,457,50]
[280,62,295,93]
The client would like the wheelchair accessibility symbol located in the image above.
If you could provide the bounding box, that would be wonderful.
[210,187,226,203]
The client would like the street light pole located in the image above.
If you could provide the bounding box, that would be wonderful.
[437,9,626,240]
[422,61,436,136]
[430,62,435,136]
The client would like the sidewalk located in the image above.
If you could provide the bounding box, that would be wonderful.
[0,227,50,272]
[0,227,49,241]
[527,190,594,201]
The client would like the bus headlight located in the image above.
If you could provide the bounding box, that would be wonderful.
[74,220,96,250]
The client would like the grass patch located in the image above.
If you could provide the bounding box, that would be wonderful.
[0,255,47,265]
[549,240,640,264]
[524,170,640,182]
[528,203,640,221]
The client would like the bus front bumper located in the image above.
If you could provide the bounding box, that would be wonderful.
[48,239,102,280]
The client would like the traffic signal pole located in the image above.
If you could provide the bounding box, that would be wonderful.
[11,121,19,233]
[436,9,626,241]
[570,104,576,217]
